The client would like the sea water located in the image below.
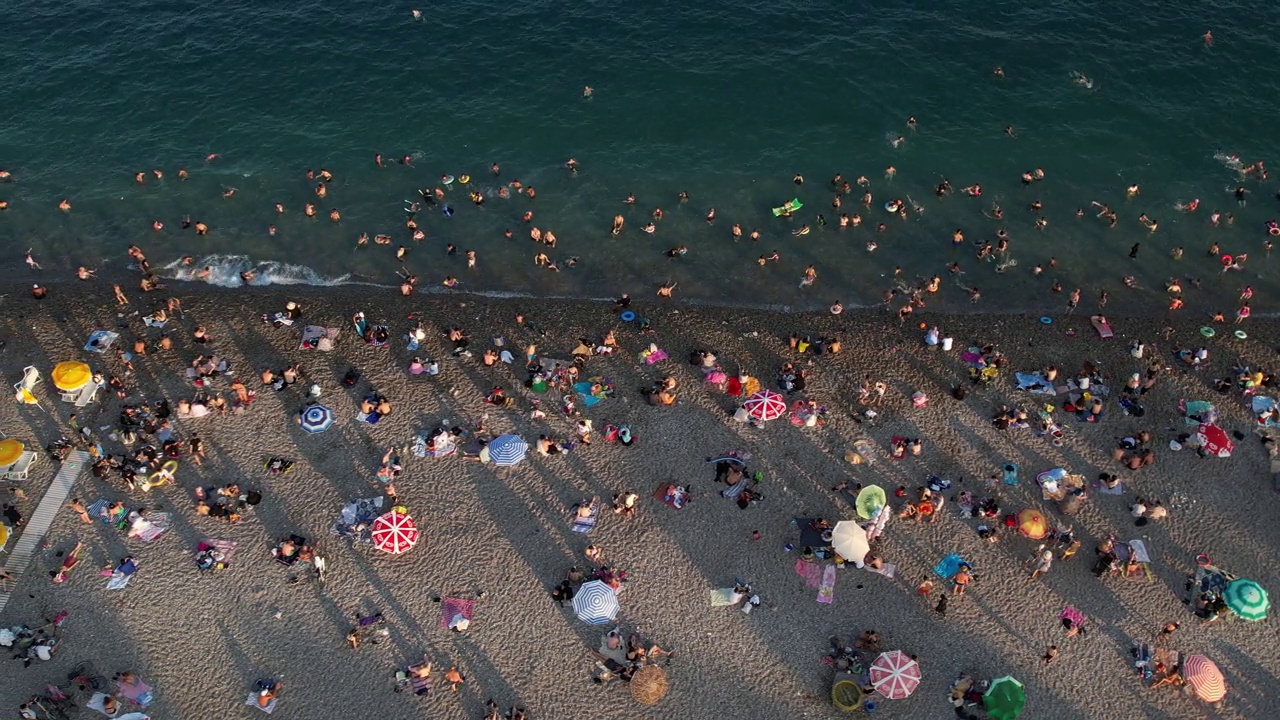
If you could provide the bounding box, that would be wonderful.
[2,1,1278,313]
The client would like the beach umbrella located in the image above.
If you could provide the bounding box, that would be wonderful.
[1195,424,1234,458]
[572,579,619,625]
[743,389,786,421]
[1223,578,1269,621]
[0,439,24,467]
[1181,655,1227,703]
[370,510,418,554]
[299,404,334,433]
[1017,508,1048,540]
[830,521,869,565]
[855,485,888,520]
[51,361,91,392]
[487,434,528,466]
[869,650,922,700]
[983,676,1026,720]
[629,665,669,705]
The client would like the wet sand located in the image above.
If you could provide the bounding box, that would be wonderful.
[1,282,1277,719]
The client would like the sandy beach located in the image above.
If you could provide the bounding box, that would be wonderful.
[1,282,1277,719]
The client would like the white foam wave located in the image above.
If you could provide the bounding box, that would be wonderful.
[161,254,352,288]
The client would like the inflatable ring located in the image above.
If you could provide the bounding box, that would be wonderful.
[1270,226,1279,237]
[442,175,455,185]
[1221,255,1232,267]
[1052,438,1064,447]
[459,175,471,184]
[883,201,900,212]
[1039,316,1053,325]
[1234,330,1248,339]
[620,311,636,322]
[1200,326,1215,338]
[146,460,179,488]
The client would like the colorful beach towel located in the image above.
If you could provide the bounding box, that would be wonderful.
[653,483,688,509]
[299,325,340,351]
[865,563,897,579]
[816,564,836,604]
[134,511,171,542]
[1060,606,1086,628]
[440,597,477,628]
[934,553,970,580]
[117,676,155,706]
[795,558,822,588]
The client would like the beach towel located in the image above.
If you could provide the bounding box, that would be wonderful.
[88,692,122,716]
[332,497,384,540]
[710,588,745,606]
[1252,396,1280,426]
[721,478,749,499]
[640,346,668,365]
[245,692,277,714]
[794,518,828,549]
[84,330,119,354]
[934,553,970,580]
[1015,372,1055,395]
[133,511,171,542]
[1060,606,1086,628]
[795,558,823,588]
[652,483,688,509]
[1002,463,1019,486]
[573,382,607,407]
[1097,481,1125,495]
[1181,400,1216,425]
[865,562,896,579]
[571,500,600,533]
[299,326,339,351]
[106,570,133,590]
[196,539,239,570]
[117,677,154,706]
[439,597,477,628]
[816,564,836,604]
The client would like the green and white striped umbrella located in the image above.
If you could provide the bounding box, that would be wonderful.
[1223,578,1269,621]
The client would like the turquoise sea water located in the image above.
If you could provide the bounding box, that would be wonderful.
[2,1,1279,312]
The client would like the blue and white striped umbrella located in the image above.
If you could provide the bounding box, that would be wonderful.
[488,434,528,467]
[572,579,619,624]
[299,404,335,433]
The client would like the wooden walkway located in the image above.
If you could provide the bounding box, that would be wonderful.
[0,450,89,614]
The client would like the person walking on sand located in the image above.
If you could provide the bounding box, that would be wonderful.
[68,498,92,524]
[952,567,971,595]
[1029,548,1053,579]
[1042,645,1059,665]
[444,666,465,692]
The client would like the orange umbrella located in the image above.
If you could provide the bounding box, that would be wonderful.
[0,439,24,467]
[1017,508,1048,539]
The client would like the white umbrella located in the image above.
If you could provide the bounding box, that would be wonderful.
[831,521,869,567]
[572,579,620,624]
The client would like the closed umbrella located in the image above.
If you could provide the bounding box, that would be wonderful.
[1017,508,1048,540]
[983,676,1025,720]
[371,510,418,554]
[0,439,24,467]
[629,665,669,705]
[572,579,619,624]
[869,650,921,699]
[743,390,786,421]
[855,485,887,520]
[51,361,91,392]
[487,434,528,467]
[830,521,869,566]
[1195,424,1234,457]
[1223,579,1269,621]
[299,404,334,433]
[1181,655,1226,703]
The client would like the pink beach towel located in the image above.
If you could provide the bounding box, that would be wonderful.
[440,597,477,628]
[816,565,836,604]
[795,558,823,588]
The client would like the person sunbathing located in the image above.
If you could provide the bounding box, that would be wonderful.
[376,398,392,416]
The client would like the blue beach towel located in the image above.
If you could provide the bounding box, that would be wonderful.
[934,553,970,580]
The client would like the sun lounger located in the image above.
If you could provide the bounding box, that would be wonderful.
[0,450,36,480]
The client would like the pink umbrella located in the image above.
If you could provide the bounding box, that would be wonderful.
[371,510,419,554]
[1196,424,1234,458]
[870,650,922,700]
[743,389,787,421]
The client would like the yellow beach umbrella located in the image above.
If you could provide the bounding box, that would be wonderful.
[51,361,91,392]
[0,439,24,466]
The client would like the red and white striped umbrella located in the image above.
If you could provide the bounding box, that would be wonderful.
[870,650,922,700]
[1182,655,1226,703]
[743,390,787,421]
[371,510,419,555]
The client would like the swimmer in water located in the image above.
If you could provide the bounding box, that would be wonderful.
[657,281,677,297]
[906,116,917,129]
[583,86,593,98]
[396,246,407,262]
[793,225,810,237]
[222,187,237,198]
[76,266,96,280]
[1203,30,1212,46]
[1005,126,1016,138]
[665,246,687,258]
[24,249,41,270]
[1126,184,1140,198]
[58,198,71,212]
[885,166,896,180]
[329,208,341,222]
[891,136,905,148]
[467,250,476,268]
[793,174,804,185]
[612,215,624,235]
[799,265,817,288]
[993,66,1005,78]
[705,208,716,223]
[205,153,219,163]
